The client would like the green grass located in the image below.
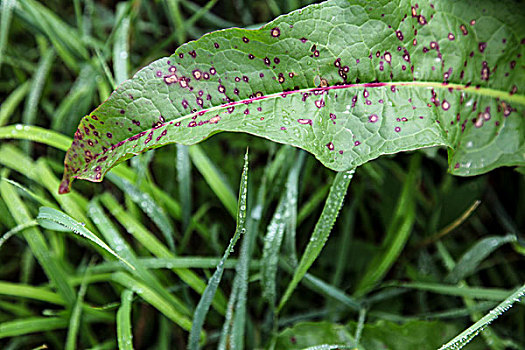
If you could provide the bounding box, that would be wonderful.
[0,1,523,349]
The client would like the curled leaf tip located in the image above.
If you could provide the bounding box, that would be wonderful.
[58,176,71,194]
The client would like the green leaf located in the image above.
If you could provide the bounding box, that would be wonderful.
[274,321,357,349]
[346,319,458,350]
[58,0,525,193]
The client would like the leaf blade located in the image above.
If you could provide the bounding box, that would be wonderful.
[59,0,525,193]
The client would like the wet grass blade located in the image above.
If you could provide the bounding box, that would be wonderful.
[220,148,287,349]
[117,289,134,350]
[112,3,130,85]
[262,197,287,306]
[22,49,55,129]
[17,0,89,70]
[0,124,72,151]
[89,257,251,272]
[439,284,525,350]
[446,234,518,284]
[0,179,76,305]
[36,206,135,270]
[99,192,227,314]
[177,144,192,233]
[112,271,193,331]
[354,155,419,296]
[283,151,304,265]
[106,173,176,252]
[394,282,521,301]
[1,178,57,209]
[188,150,249,350]
[88,199,193,318]
[278,169,355,311]
[0,220,38,250]
[262,152,304,308]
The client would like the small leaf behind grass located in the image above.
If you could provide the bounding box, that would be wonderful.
[274,321,356,349]
[36,207,135,270]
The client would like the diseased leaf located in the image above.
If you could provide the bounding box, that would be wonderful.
[59,0,525,193]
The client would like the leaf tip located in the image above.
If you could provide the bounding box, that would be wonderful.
[58,176,72,195]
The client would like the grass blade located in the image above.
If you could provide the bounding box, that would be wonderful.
[0,82,30,126]
[1,178,57,209]
[0,317,68,339]
[112,3,130,85]
[0,124,71,151]
[112,272,193,331]
[88,198,193,319]
[65,264,91,350]
[98,193,227,314]
[446,234,518,284]
[393,282,521,301]
[354,155,420,296]
[22,48,55,130]
[177,144,192,234]
[164,0,186,44]
[0,178,76,305]
[439,284,525,350]
[278,169,355,311]
[188,150,249,350]
[17,0,88,70]
[36,206,135,270]
[302,273,361,311]
[106,173,176,252]
[0,281,64,305]
[0,0,16,71]
[219,148,288,349]
[262,197,287,306]
[117,290,134,350]
[189,145,237,218]
[0,220,38,250]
